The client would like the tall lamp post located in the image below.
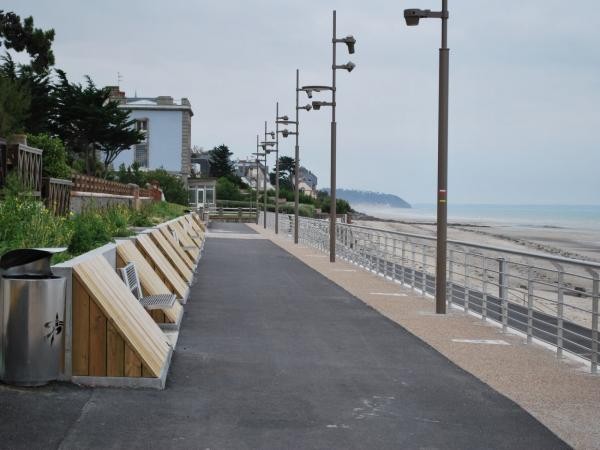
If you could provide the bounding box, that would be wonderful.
[404,1,449,314]
[259,134,275,229]
[255,134,260,225]
[274,102,291,235]
[305,10,355,263]
[277,70,312,244]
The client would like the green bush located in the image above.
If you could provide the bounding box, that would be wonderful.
[68,209,112,255]
[0,192,72,255]
[216,176,242,201]
[115,164,187,205]
[27,133,71,179]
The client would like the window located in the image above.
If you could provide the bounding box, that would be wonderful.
[134,119,149,167]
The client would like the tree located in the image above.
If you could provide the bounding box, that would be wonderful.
[216,176,241,201]
[52,71,142,175]
[269,156,295,191]
[0,10,55,73]
[96,101,143,174]
[0,73,30,136]
[208,144,234,178]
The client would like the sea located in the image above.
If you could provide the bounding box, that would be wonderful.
[353,203,600,231]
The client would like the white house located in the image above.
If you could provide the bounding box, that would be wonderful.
[108,87,193,175]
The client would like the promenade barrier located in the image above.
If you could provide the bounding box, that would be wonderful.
[261,211,600,373]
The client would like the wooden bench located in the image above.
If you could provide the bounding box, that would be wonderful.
[72,256,172,383]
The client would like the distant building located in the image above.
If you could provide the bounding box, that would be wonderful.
[107,87,193,176]
[234,157,272,190]
[191,147,211,178]
[298,166,318,198]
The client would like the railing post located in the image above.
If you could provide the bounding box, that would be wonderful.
[401,240,406,285]
[553,263,565,359]
[589,270,599,374]
[422,244,427,294]
[498,258,508,332]
[411,242,416,292]
[392,238,397,281]
[448,250,454,307]
[481,256,487,320]
[384,236,389,278]
[464,251,469,312]
[527,266,534,344]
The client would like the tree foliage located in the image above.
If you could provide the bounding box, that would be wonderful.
[269,156,295,191]
[27,133,71,179]
[0,73,30,136]
[208,144,234,178]
[0,10,55,73]
[216,176,242,201]
[115,164,188,205]
[52,71,142,175]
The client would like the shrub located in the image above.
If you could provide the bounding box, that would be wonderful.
[68,209,112,255]
[216,176,242,201]
[27,133,71,179]
[0,180,72,255]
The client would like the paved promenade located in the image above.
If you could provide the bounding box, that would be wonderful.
[0,223,569,449]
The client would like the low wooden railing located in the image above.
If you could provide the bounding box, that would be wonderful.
[71,174,157,199]
[72,174,137,196]
[3,143,43,196]
[43,177,73,216]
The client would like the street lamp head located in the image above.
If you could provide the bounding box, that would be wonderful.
[305,89,313,99]
[343,35,356,54]
[343,61,356,72]
[281,129,290,138]
[278,115,289,121]
[404,8,430,26]
[297,103,312,111]
[267,131,275,139]
[311,101,332,110]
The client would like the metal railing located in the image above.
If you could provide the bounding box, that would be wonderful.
[260,211,600,373]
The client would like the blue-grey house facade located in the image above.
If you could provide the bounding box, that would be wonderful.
[108,88,193,175]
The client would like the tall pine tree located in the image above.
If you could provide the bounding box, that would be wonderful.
[208,144,234,178]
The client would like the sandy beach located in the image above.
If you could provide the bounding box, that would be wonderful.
[352,215,600,264]
[351,211,600,330]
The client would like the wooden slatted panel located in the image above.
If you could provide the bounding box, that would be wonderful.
[149,230,194,281]
[116,240,184,322]
[158,226,196,266]
[175,218,201,246]
[135,234,189,300]
[178,217,203,247]
[192,212,206,231]
[170,221,201,251]
[73,257,170,377]
[166,223,200,260]
[184,215,205,242]
[72,277,90,375]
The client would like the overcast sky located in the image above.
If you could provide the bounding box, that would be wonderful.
[5,1,600,204]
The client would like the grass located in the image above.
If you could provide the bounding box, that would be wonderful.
[0,190,188,264]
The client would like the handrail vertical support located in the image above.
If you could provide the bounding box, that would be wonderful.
[499,258,508,332]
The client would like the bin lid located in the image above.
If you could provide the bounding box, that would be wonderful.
[0,248,64,277]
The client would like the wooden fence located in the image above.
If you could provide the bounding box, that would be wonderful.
[2,142,44,196]
[43,177,73,216]
[0,137,160,215]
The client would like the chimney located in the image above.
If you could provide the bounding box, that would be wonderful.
[156,96,174,105]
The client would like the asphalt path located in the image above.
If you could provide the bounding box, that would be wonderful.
[0,223,567,449]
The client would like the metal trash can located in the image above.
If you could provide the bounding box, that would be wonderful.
[0,249,66,386]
